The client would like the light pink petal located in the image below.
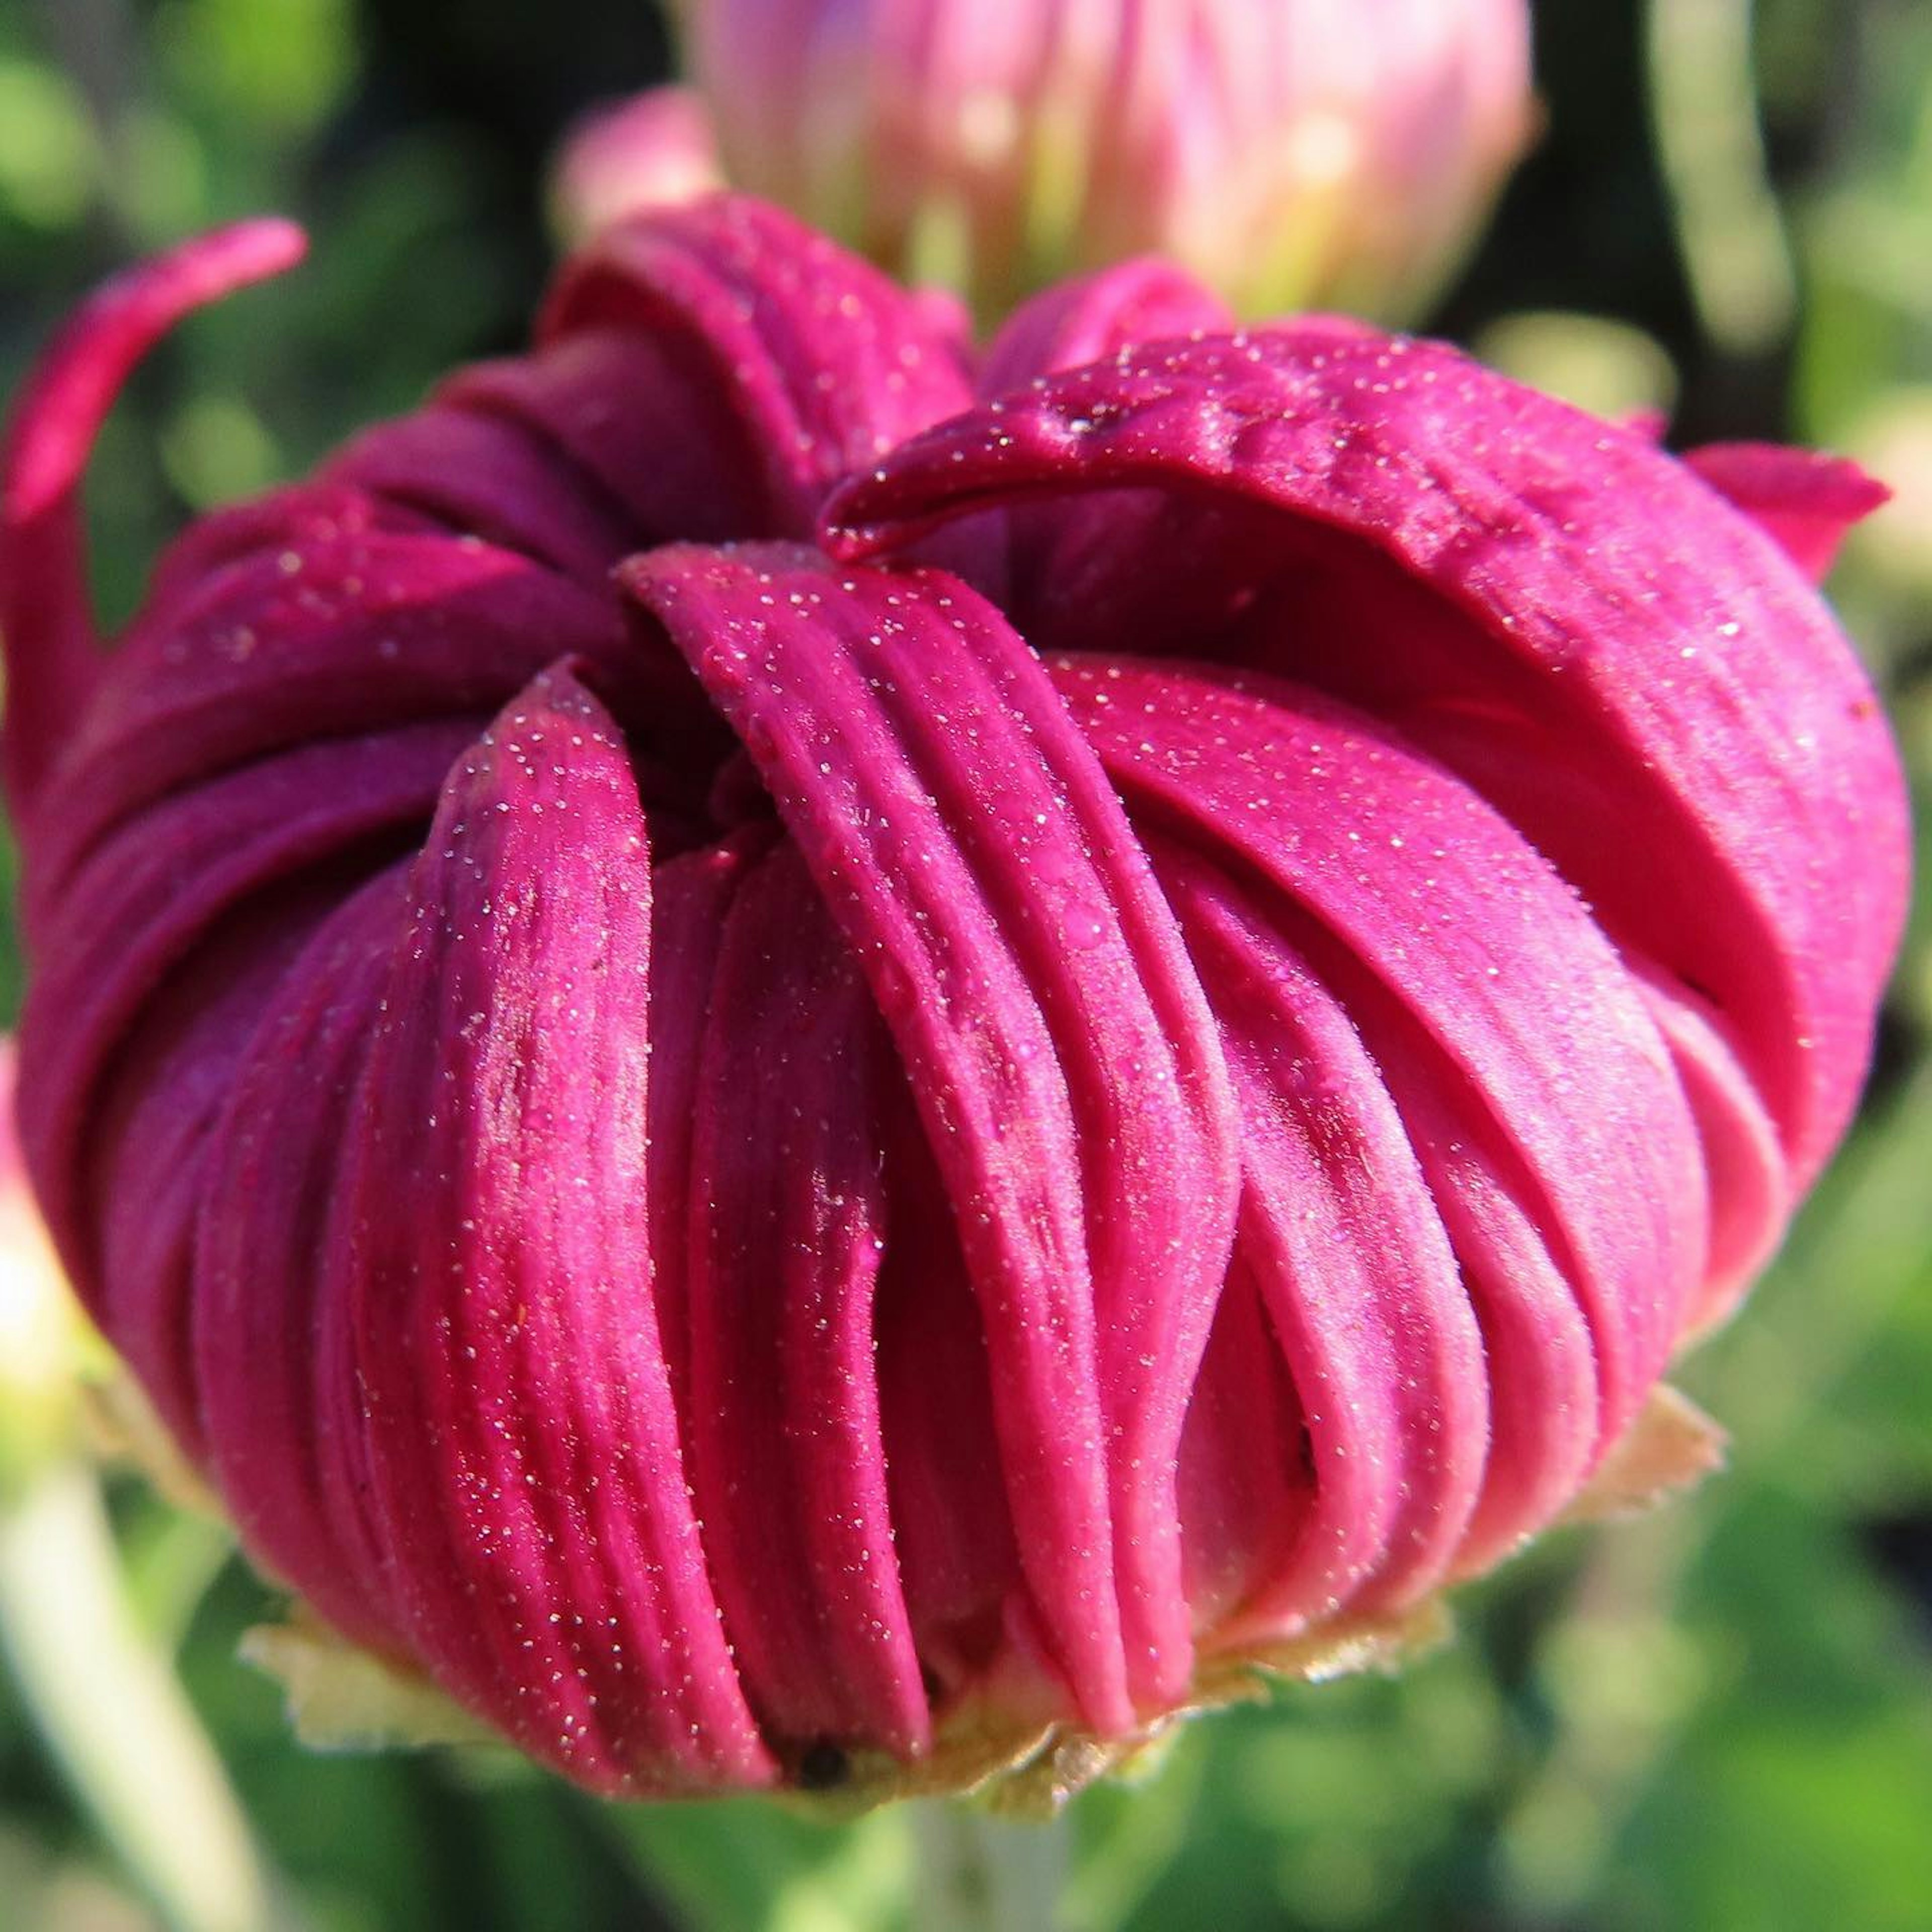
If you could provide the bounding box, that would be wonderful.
[339,665,771,1795]
[624,544,1241,1728]
[550,85,726,239]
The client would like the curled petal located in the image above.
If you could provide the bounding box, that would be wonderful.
[683,841,931,1760]
[0,220,305,821]
[0,201,1906,1806]
[540,197,974,535]
[825,331,1910,1196]
[441,333,778,547]
[1057,657,1702,1477]
[194,866,417,1650]
[74,883,345,1450]
[339,665,770,1794]
[39,530,624,892]
[1683,442,1889,584]
[1152,841,1489,1632]
[321,405,642,584]
[624,545,1241,1727]
[977,259,1232,394]
[20,725,468,1310]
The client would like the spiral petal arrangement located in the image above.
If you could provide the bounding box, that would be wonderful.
[0,197,1907,1799]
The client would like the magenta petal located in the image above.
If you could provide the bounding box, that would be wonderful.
[339,665,771,1794]
[1,204,1907,1805]
[1053,657,1705,1458]
[0,220,305,821]
[1630,965,1790,1328]
[977,259,1232,395]
[824,331,1910,1192]
[683,840,930,1758]
[625,544,1242,1727]
[322,403,641,583]
[442,332,773,546]
[42,528,623,885]
[540,196,974,535]
[1173,1257,1309,1634]
[870,1106,1025,1706]
[1684,442,1888,583]
[194,865,416,1651]
[1152,840,1490,1631]
[19,723,468,1301]
[72,884,343,1452]
[136,483,432,633]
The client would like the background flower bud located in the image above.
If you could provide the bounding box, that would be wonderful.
[0,198,1906,1804]
[593,0,1537,320]
[550,85,726,244]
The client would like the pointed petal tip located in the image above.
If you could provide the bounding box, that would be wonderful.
[1686,441,1891,583]
[3,217,307,525]
[3,217,309,818]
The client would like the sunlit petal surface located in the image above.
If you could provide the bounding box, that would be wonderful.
[0,198,1907,1799]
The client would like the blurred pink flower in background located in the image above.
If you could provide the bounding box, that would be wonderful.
[0,197,1907,1803]
[557,0,1536,320]
[550,86,725,242]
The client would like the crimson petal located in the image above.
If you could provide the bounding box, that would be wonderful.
[541,197,974,536]
[0,220,305,821]
[1684,442,1888,584]
[1058,658,1701,1506]
[977,259,1232,394]
[624,544,1241,1727]
[824,330,1909,1200]
[339,665,770,1794]
[194,864,417,1650]
[683,840,931,1759]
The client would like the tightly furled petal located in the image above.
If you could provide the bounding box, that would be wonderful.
[628,545,1241,1727]
[826,324,1907,1201]
[0,199,1907,1802]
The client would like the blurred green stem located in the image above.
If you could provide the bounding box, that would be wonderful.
[1648,0,1797,356]
[0,1460,282,1932]
[910,1801,1068,1931]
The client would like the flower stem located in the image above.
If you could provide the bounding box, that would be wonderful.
[909,1799,1070,1932]
[0,1460,280,1932]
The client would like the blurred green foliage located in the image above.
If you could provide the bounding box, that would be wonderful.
[2,2,1929,1929]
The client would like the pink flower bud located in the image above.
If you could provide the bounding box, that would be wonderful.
[581,0,1536,318]
[549,86,726,244]
[0,200,1906,1802]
